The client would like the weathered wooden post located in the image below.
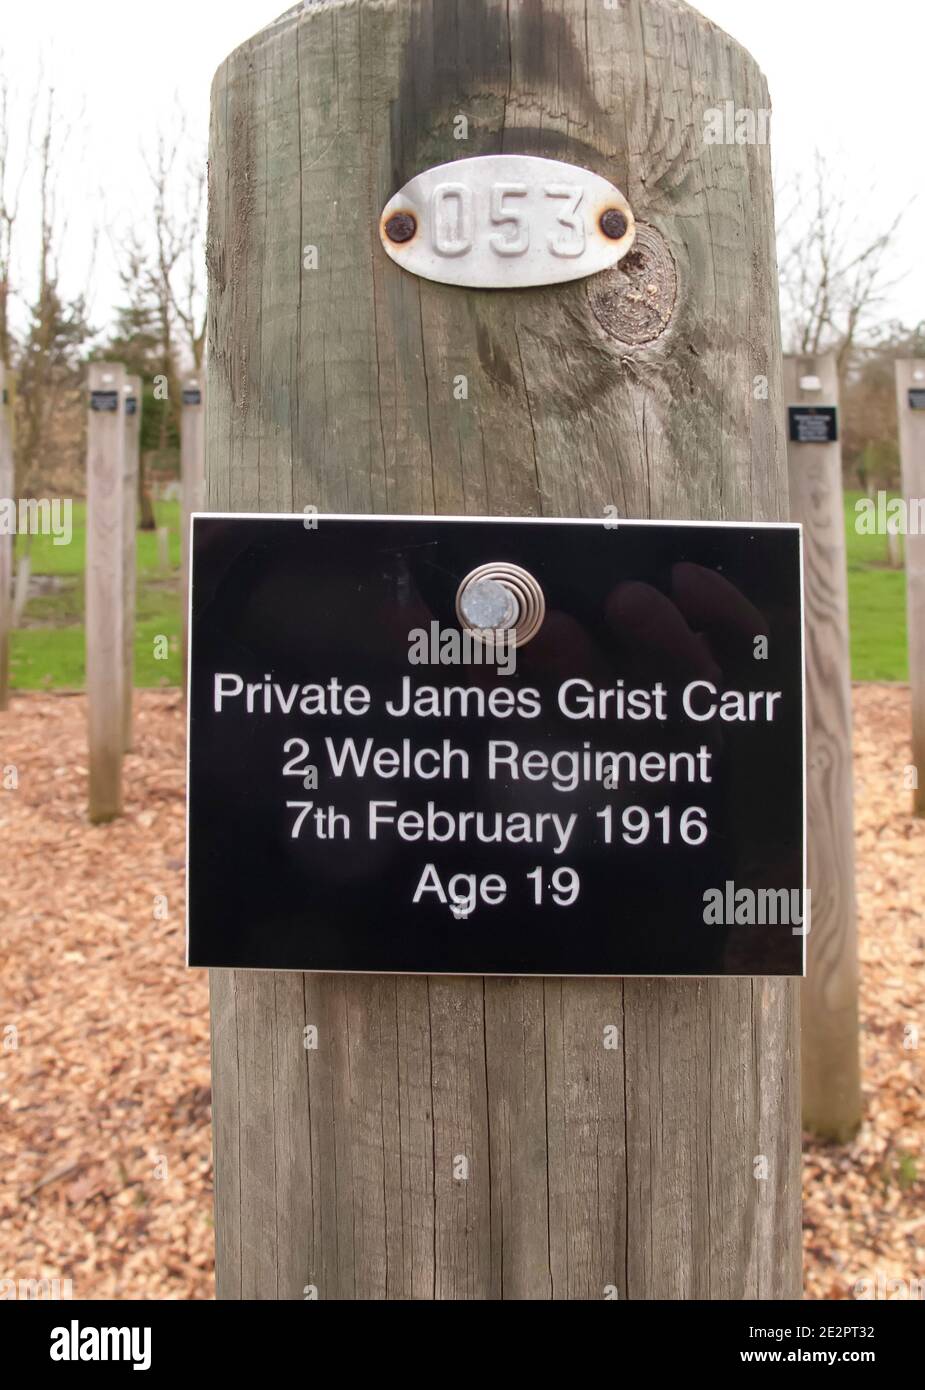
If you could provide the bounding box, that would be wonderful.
[895,360,925,815]
[0,362,12,711]
[123,376,141,751]
[784,355,861,1140]
[156,525,170,577]
[180,379,204,682]
[205,0,800,1298]
[86,361,125,823]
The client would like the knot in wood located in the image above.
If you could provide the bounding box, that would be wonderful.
[587,223,677,347]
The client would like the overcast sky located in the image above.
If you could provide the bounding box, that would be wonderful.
[3,0,922,339]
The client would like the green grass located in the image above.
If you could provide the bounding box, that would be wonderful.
[15,500,182,576]
[844,490,908,682]
[5,492,910,690]
[9,616,182,690]
[9,499,183,690]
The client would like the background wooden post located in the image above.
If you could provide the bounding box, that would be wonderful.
[123,376,141,752]
[0,362,12,711]
[86,361,125,823]
[180,379,204,684]
[156,525,170,576]
[784,354,862,1141]
[895,360,925,816]
[206,0,800,1299]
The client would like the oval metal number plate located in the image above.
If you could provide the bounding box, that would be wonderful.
[379,155,635,290]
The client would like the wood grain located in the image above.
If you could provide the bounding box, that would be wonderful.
[784,354,861,1141]
[207,0,800,1299]
[895,360,925,816]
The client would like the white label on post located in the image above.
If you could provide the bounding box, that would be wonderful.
[379,155,635,289]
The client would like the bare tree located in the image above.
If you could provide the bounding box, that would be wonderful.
[777,151,911,371]
[168,157,206,371]
[106,228,162,528]
[144,131,184,455]
[104,115,206,530]
[14,86,92,614]
[0,67,38,369]
[142,120,207,427]
[843,320,925,491]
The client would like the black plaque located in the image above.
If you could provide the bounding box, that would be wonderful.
[788,406,838,444]
[125,396,138,416]
[188,516,805,977]
[90,390,120,413]
[182,388,202,406]
[908,389,925,411]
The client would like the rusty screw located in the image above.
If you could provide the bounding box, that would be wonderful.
[600,208,629,240]
[385,212,417,244]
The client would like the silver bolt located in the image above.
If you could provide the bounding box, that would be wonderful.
[458,577,518,632]
[455,562,546,648]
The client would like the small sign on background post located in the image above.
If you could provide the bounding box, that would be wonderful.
[187,515,805,978]
[788,406,838,444]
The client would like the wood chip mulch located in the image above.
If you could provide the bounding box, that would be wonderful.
[803,684,924,1300]
[0,686,922,1300]
[0,692,211,1300]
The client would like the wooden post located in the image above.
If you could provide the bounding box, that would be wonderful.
[156,525,170,576]
[895,360,925,815]
[206,0,800,1299]
[784,355,861,1140]
[180,379,204,684]
[0,363,12,711]
[123,376,141,751]
[86,361,125,823]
